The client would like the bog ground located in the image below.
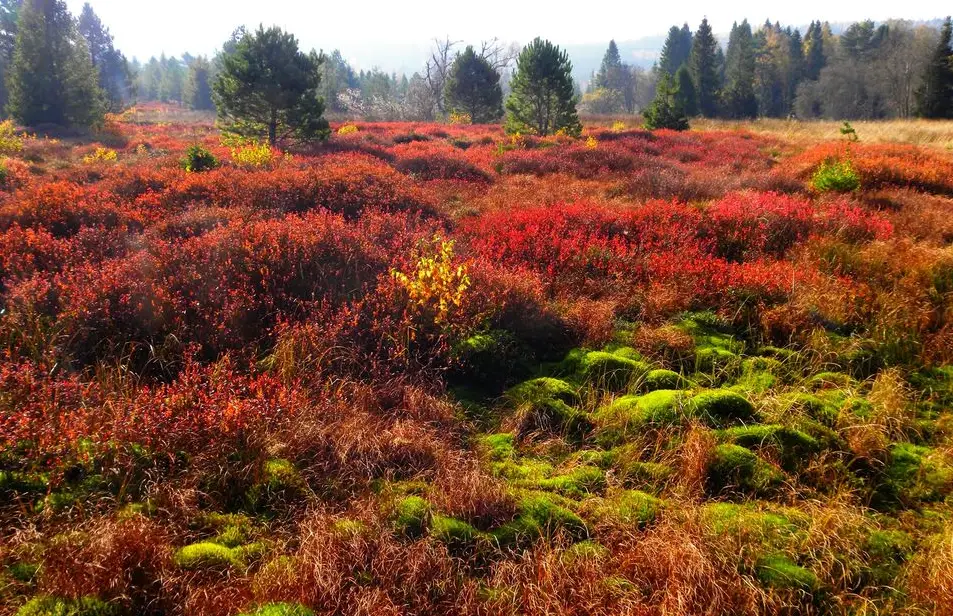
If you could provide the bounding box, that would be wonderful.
[1,107,952,615]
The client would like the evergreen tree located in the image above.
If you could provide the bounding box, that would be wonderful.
[184,56,214,110]
[722,20,757,118]
[804,21,826,80]
[592,39,633,113]
[158,54,185,102]
[690,17,721,117]
[786,28,805,113]
[213,25,330,145]
[658,24,692,76]
[6,0,104,127]
[78,2,132,111]
[443,45,503,123]
[0,0,21,110]
[140,56,161,100]
[915,16,953,118]
[504,37,580,136]
[674,64,697,116]
[595,39,623,89]
[643,72,689,130]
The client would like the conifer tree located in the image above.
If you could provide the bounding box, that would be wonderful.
[443,45,503,123]
[78,3,132,111]
[915,16,953,118]
[690,17,721,117]
[7,0,104,127]
[659,24,693,76]
[184,56,214,111]
[722,19,757,118]
[674,64,697,116]
[643,72,689,130]
[213,25,330,145]
[0,0,21,110]
[803,21,827,81]
[505,37,581,136]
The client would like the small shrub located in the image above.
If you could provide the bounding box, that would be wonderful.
[337,124,359,135]
[82,147,118,164]
[812,158,860,193]
[0,119,24,154]
[180,145,219,173]
[232,142,275,167]
[448,111,472,125]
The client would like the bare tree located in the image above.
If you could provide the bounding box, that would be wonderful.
[424,36,460,116]
[478,38,520,72]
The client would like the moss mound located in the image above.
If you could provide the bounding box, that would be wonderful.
[593,389,684,446]
[236,604,315,616]
[585,490,663,527]
[517,465,606,499]
[393,495,433,538]
[491,492,589,547]
[706,444,784,495]
[507,377,579,406]
[173,541,262,570]
[16,597,119,616]
[876,442,953,507]
[643,369,688,391]
[432,515,482,550]
[580,351,649,392]
[755,554,820,591]
[687,390,756,426]
[720,424,821,467]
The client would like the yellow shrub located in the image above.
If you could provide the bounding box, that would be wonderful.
[337,124,359,135]
[231,142,274,167]
[82,147,118,164]
[449,111,472,125]
[612,121,626,132]
[392,238,471,326]
[0,120,24,155]
[586,135,598,149]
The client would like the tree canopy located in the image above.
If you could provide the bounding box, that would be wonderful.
[443,45,503,123]
[505,37,581,136]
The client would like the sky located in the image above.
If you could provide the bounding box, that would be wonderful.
[65,0,946,72]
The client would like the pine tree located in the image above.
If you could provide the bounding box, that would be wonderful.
[6,0,104,127]
[690,17,721,117]
[505,37,581,136]
[915,16,953,118]
[722,20,757,118]
[674,64,697,116]
[659,24,692,76]
[78,2,132,111]
[213,25,330,145]
[0,0,21,110]
[184,56,214,111]
[443,45,503,123]
[158,54,185,102]
[595,40,622,89]
[643,72,689,131]
[592,39,632,113]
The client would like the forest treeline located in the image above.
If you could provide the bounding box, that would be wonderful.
[0,0,951,130]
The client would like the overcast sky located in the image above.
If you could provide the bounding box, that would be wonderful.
[64,0,946,69]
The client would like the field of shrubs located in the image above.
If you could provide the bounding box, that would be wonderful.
[1,106,952,615]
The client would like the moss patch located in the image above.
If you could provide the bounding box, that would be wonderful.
[593,390,684,446]
[15,596,119,616]
[517,465,606,499]
[580,351,649,392]
[236,604,315,616]
[393,495,433,538]
[491,492,589,547]
[706,444,784,495]
[643,369,688,391]
[755,554,820,591]
[687,390,756,426]
[720,424,821,468]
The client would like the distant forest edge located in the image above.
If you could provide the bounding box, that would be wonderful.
[0,0,952,128]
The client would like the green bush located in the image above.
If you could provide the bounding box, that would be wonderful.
[811,158,860,193]
[181,145,219,173]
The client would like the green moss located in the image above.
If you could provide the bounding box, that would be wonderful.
[616,460,675,492]
[586,490,663,527]
[580,351,649,392]
[518,465,606,499]
[15,596,119,616]
[808,372,856,390]
[514,396,592,440]
[235,603,315,616]
[778,392,839,427]
[876,443,953,507]
[506,378,579,406]
[331,518,369,538]
[451,330,533,388]
[707,444,784,495]
[490,457,555,481]
[491,492,589,547]
[8,562,39,584]
[720,424,820,468]
[863,530,913,585]
[479,433,517,461]
[755,554,820,591]
[700,502,808,553]
[643,369,688,391]
[593,390,683,446]
[432,515,482,549]
[174,541,247,569]
[694,347,742,377]
[393,496,432,538]
[561,540,609,565]
[736,357,781,393]
[687,390,756,426]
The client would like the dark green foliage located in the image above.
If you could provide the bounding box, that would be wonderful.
[592,40,634,112]
[184,56,215,111]
[658,24,693,76]
[674,65,697,117]
[505,37,581,136]
[803,21,827,81]
[0,0,20,110]
[689,18,721,117]
[642,73,689,131]
[916,17,953,119]
[77,3,132,111]
[213,25,330,146]
[722,20,758,118]
[180,145,219,173]
[6,0,105,128]
[444,46,503,123]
